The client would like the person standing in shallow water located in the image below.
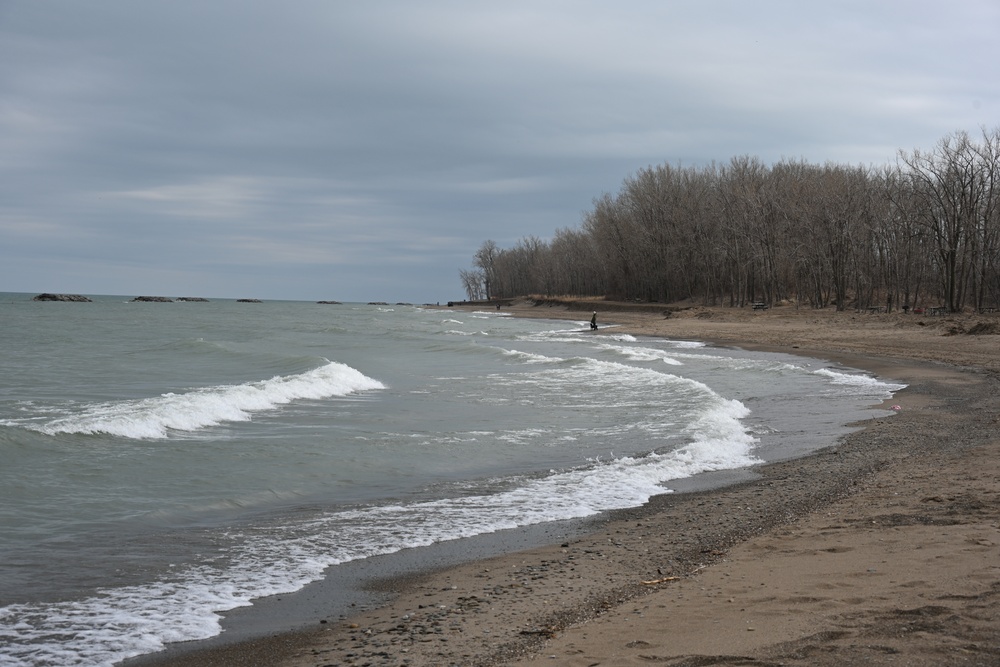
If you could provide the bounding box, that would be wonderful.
[590,312,598,330]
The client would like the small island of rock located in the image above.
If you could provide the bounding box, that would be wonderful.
[131,296,174,302]
[32,293,92,302]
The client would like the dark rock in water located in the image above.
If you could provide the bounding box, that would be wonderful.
[32,293,92,302]
[317,300,342,304]
[176,297,210,302]
[131,296,174,302]
[236,298,263,303]
[368,302,389,306]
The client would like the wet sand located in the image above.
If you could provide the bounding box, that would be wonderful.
[129,302,1000,666]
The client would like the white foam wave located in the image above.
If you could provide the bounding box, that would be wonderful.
[526,334,590,343]
[814,368,907,395]
[30,362,385,439]
[516,325,591,340]
[502,349,560,364]
[669,340,707,348]
[597,343,684,365]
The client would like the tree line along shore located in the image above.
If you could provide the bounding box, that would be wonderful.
[461,128,1000,315]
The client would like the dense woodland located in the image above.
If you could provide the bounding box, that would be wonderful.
[461,129,1000,313]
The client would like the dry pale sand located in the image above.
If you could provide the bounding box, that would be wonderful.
[136,302,1000,667]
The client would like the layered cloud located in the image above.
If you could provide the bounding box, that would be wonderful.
[1,1,996,301]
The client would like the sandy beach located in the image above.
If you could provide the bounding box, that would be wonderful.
[131,301,1000,666]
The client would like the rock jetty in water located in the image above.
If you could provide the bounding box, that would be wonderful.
[236,298,262,303]
[176,297,210,302]
[131,296,174,302]
[32,293,92,302]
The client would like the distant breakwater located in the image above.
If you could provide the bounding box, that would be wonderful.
[32,293,93,302]
[30,294,433,305]
[31,294,264,303]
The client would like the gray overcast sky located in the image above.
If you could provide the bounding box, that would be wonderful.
[2,1,997,303]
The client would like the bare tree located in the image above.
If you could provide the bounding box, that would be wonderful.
[459,268,486,300]
[970,127,1000,310]
[549,227,603,296]
[899,131,992,311]
[878,165,930,311]
[473,240,500,299]
[582,193,640,299]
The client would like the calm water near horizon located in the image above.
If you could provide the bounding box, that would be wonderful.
[0,293,904,666]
